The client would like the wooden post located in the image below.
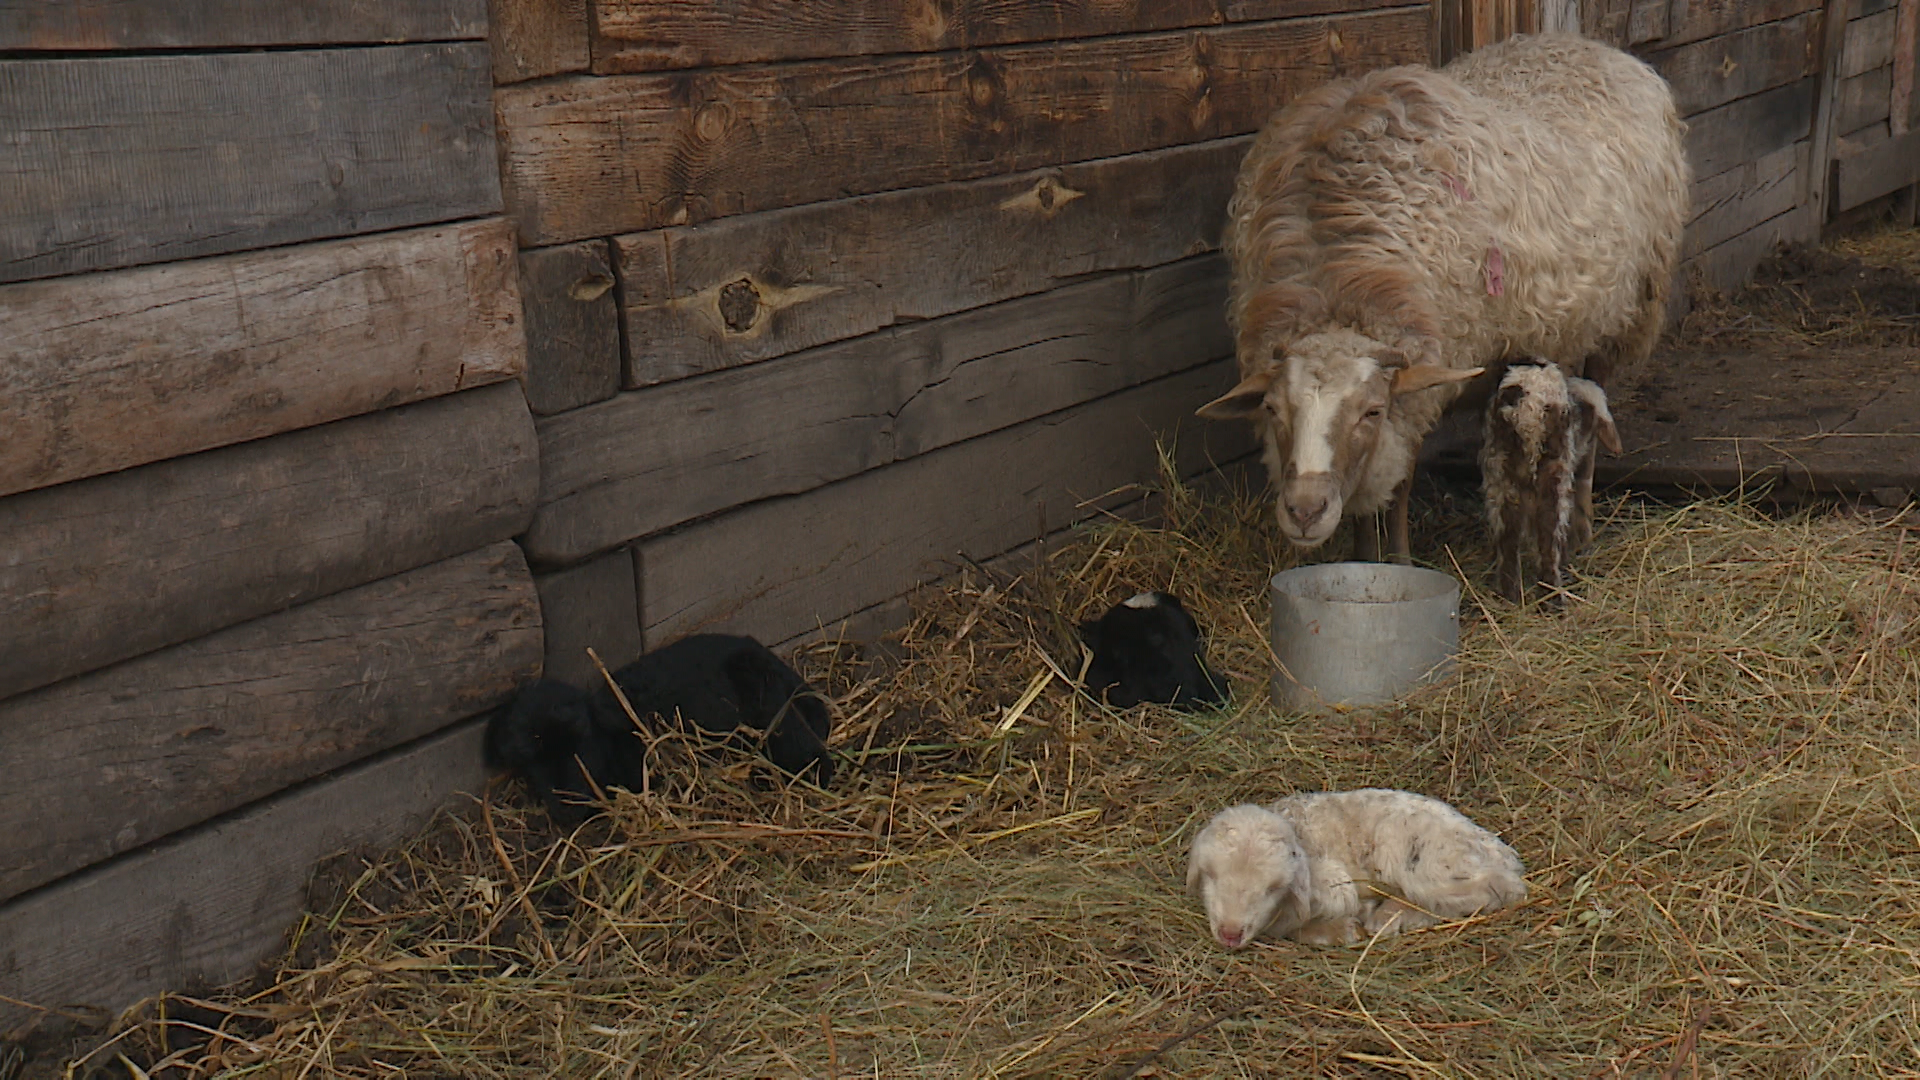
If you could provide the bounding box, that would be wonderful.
[1808,0,1857,224]
[1539,0,1580,34]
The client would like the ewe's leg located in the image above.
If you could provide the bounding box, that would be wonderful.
[1355,514,1382,563]
[1585,279,1669,389]
[1388,476,1413,565]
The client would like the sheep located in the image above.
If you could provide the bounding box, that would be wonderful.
[1186,789,1527,949]
[1481,359,1623,604]
[1195,32,1688,561]
[485,634,835,825]
[1078,591,1228,710]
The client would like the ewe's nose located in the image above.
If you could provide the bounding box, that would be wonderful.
[1288,494,1329,532]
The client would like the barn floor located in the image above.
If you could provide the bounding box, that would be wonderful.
[14,231,1920,1080]
[1426,224,1920,504]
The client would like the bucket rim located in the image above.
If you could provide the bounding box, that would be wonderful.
[1268,561,1461,605]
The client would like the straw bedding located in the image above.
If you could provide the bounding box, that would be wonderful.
[45,467,1920,1079]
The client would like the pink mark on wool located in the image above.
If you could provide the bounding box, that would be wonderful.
[1486,244,1505,296]
[1442,172,1473,201]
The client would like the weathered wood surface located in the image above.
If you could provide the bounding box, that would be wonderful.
[498,8,1428,246]
[637,361,1255,648]
[519,240,622,415]
[488,0,589,83]
[0,45,500,284]
[1842,7,1899,77]
[0,718,489,1032]
[0,219,523,499]
[0,543,540,904]
[535,550,644,686]
[0,0,484,49]
[1685,205,1818,290]
[1599,348,1920,496]
[1836,66,1896,134]
[1834,126,1920,207]
[616,138,1244,386]
[590,0,1397,73]
[1894,0,1918,133]
[1685,78,1818,178]
[1684,142,1808,259]
[1809,0,1862,219]
[1649,10,1822,116]
[0,382,538,702]
[526,256,1231,565]
[1662,0,1825,48]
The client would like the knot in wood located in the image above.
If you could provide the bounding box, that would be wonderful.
[718,278,762,333]
[694,103,732,142]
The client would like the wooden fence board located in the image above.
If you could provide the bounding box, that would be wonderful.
[0,219,523,499]
[1650,11,1821,115]
[0,543,540,904]
[1684,78,1819,178]
[1893,0,1917,134]
[1842,7,1899,76]
[0,45,500,284]
[489,0,590,83]
[590,0,1398,73]
[636,361,1255,648]
[1661,0,1824,48]
[1684,205,1818,290]
[616,138,1244,386]
[0,719,489,1033]
[1837,66,1897,133]
[1834,126,1920,207]
[1684,141,1808,258]
[0,0,485,49]
[535,550,644,686]
[0,382,538,702]
[498,8,1428,246]
[525,257,1231,565]
[519,240,622,415]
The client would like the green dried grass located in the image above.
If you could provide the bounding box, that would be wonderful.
[77,468,1920,1079]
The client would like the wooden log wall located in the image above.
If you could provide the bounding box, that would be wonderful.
[0,1,538,1034]
[497,0,1434,681]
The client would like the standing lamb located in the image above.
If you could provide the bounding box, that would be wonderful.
[1481,359,1623,604]
[1196,32,1687,560]
[1186,790,1527,949]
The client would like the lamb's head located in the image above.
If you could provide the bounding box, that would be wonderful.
[1186,804,1312,949]
[1196,329,1480,548]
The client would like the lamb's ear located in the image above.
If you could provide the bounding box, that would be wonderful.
[1391,364,1484,397]
[1186,854,1206,897]
[1196,370,1274,419]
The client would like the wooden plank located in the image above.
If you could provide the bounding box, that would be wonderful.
[1683,205,1818,290]
[1893,0,1917,134]
[589,0,1393,73]
[489,0,590,83]
[1685,77,1818,178]
[638,361,1256,647]
[1855,0,1901,15]
[0,718,489,1032]
[1836,66,1897,131]
[1842,7,1899,75]
[519,240,622,415]
[524,256,1231,565]
[1662,0,1825,48]
[0,0,485,49]
[0,219,524,500]
[1628,0,1673,45]
[1834,125,1920,206]
[535,549,644,686]
[1684,141,1809,258]
[0,45,500,284]
[497,8,1429,247]
[0,382,538,702]
[1808,0,1857,219]
[615,138,1245,386]
[1649,11,1821,115]
[0,543,539,904]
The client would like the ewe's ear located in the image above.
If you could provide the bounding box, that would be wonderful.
[1196,371,1274,419]
[1390,364,1483,397]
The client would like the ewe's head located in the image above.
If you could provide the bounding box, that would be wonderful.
[1186,804,1312,949]
[1196,329,1479,548]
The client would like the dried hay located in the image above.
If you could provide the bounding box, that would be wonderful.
[1676,226,1920,353]
[53,469,1920,1079]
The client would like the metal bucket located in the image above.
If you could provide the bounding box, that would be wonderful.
[1269,562,1462,711]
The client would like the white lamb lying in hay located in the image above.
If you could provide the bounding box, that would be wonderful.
[1186,790,1527,948]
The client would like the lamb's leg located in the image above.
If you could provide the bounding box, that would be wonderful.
[1491,502,1524,603]
[1572,449,1598,553]
[1362,897,1444,937]
[1288,916,1364,946]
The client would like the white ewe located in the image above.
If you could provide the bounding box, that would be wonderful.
[1186,790,1527,948]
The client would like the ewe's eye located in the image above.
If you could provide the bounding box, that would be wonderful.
[1363,406,1386,420]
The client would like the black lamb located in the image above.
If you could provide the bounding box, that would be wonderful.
[1078,591,1228,710]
